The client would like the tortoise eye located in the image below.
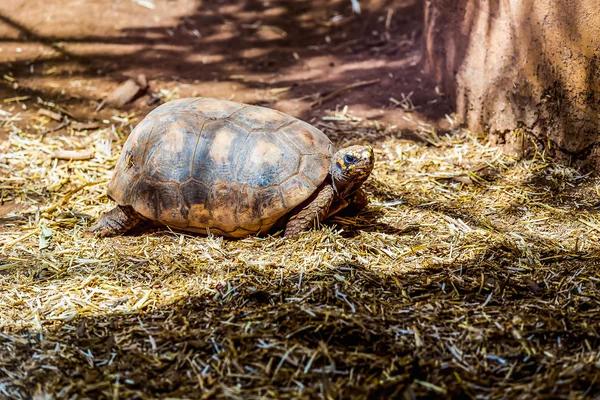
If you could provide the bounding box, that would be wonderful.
[344,154,358,165]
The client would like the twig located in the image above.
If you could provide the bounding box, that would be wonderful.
[52,150,94,160]
[38,108,63,121]
[48,120,70,133]
[44,180,108,214]
[310,79,380,107]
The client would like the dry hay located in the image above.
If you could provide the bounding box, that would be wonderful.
[1,105,600,399]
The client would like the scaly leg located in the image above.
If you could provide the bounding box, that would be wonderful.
[284,184,334,238]
[90,205,142,237]
[344,188,369,213]
[325,188,369,218]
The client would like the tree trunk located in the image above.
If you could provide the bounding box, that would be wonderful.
[424,0,600,167]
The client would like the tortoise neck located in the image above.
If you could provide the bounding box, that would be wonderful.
[330,170,365,199]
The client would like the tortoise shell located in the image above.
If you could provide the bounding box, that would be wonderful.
[107,97,334,238]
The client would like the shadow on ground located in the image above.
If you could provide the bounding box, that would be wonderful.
[2,254,599,398]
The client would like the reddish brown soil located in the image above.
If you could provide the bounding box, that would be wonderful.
[0,0,450,142]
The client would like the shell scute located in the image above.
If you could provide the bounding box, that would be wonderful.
[143,115,200,183]
[230,105,294,131]
[259,187,287,225]
[186,98,246,120]
[299,154,331,187]
[180,179,211,227]
[235,131,299,188]
[145,98,245,122]
[129,178,158,220]
[155,183,188,228]
[107,115,157,203]
[236,186,262,232]
[208,184,240,232]
[146,98,203,117]
[280,121,332,156]
[278,175,315,207]
[191,119,249,185]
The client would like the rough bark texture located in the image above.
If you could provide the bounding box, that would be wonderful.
[425,0,600,166]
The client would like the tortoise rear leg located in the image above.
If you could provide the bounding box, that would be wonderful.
[284,184,334,238]
[90,205,142,237]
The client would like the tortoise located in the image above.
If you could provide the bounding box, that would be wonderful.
[91,97,375,238]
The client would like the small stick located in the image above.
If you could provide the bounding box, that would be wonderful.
[3,96,29,103]
[44,180,108,214]
[4,229,40,249]
[38,108,63,121]
[47,120,70,133]
[310,79,380,107]
[386,8,394,31]
[94,99,106,113]
[52,150,94,160]
[71,121,100,131]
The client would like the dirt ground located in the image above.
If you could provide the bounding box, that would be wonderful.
[0,0,448,136]
[2,0,600,399]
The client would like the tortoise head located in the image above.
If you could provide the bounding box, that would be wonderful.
[331,145,375,198]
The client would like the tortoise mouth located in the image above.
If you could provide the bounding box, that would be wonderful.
[332,160,343,176]
[331,161,346,181]
[331,161,353,196]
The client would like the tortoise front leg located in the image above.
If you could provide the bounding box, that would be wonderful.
[344,188,369,213]
[325,188,369,219]
[90,205,142,237]
[284,183,334,238]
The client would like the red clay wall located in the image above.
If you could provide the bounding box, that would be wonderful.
[425,0,600,165]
